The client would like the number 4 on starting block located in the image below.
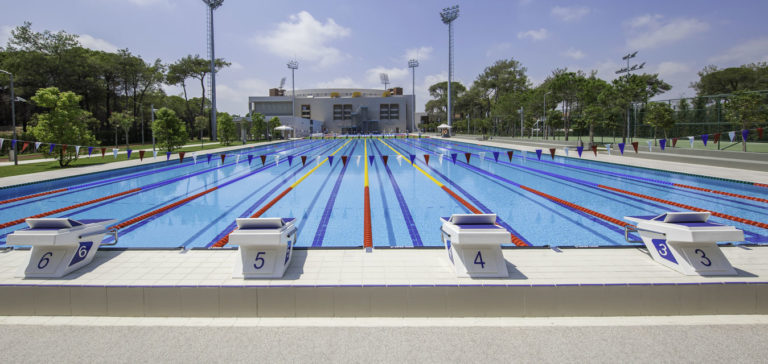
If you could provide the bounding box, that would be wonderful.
[440,214,509,278]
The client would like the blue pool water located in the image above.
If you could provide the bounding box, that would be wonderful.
[1,138,766,248]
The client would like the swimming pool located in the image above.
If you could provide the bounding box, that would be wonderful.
[1,138,766,248]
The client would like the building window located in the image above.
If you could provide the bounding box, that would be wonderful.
[389,104,400,119]
[379,104,390,120]
[333,104,343,120]
[301,104,311,118]
[343,104,353,120]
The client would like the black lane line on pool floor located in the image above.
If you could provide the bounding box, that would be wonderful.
[312,140,360,247]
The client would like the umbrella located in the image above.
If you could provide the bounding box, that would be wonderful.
[436,123,451,129]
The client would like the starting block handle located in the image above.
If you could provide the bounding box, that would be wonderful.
[624,226,643,244]
[87,229,119,246]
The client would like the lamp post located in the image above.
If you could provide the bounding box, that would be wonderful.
[408,59,419,133]
[202,0,224,141]
[543,91,551,140]
[519,107,524,138]
[150,104,157,155]
[0,69,17,165]
[615,51,644,144]
[440,5,459,136]
[287,60,298,136]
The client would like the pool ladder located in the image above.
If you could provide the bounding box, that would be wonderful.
[624,225,643,244]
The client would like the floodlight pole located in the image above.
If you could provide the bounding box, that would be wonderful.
[0,69,17,165]
[616,51,643,144]
[150,104,156,154]
[203,0,223,141]
[441,5,459,136]
[288,60,298,135]
[543,91,551,140]
[408,59,419,133]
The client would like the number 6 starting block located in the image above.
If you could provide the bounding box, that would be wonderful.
[625,212,743,276]
[7,218,117,278]
[440,214,509,278]
[229,217,297,279]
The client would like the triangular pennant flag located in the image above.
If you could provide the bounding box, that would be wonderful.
[287,155,294,166]
[178,151,185,163]
[549,148,556,159]
[605,144,611,155]
[742,129,749,142]
[139,150,145,161]
[631,141,638,153]
[275,155,280,166]
[88,146,93,157]
[591,145,597,156]
[220,154,226,163]
[75,145,81,155]
[207,154,212,163]
[713,133,721,144]
[328,155,334,166]
[464,153,471,163]
[341,155,348,166]
[492,151,499,162]
[701,134,709,146]
[236,154,241,164]
[439,154,444,165]
[409,154,416,164]
[659,139,666,150]
[35,141,41,151]
[248,155,254,165]
[507,150,514,161]
[260,155,266,165]
[153,150,157,159]
[382,155,388,165]
[50,143,56,153]
[535,149,542,160]
[576,146,584,157]
[21,142,29,153]
[396,155,403,166]
[450,153,457,164]
[166,151,171,160]
[62,144,67,153]
[424,154,430,165]
[728,131,735,142]
[0,138,4,150]
[647,140,653,152]
[685,136,693,148]
[757,127,764,139]
[522,151,527,160]
[564,147,569,156]
[479,152,485,162]
[618,143,625,155]
[368,155,375,165]
[101,147,106,157]
[301,155,307,166]
[11,139,16,149]
[126,149,132,159]
[113,148,119,159]
[356,155,361,166]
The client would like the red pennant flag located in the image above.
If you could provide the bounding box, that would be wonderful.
[260,155,266,165]
[549,148,556,159]
[179,151,185,163]
[62,144,67,153]
[591,145,597,156]
[464,152,471,163]
[221,154,226,163]
[713,133,721,144]
[301,155,307,166]
[672,138,678,148]
[382,155,389,165]
[424,154,430,165]
[21,142,29,153]
[101,147,106,157]
[341,155,348,166]
[631,142,638,153]
[758,127,764,139]
[507,150,514,161]
[139,150,145,161]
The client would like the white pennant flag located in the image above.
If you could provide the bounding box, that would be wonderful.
[0,138,3,150]
[522,150,527,160]
[153,150,157,159]
[605,144,611,155]
[235,154,240,164]
[274,155,280,166]
[113,148,119,159]
[35,141,41,151]
[439,153,444,165]
[647,140,653,152]
[479,152,486,163]
[316,155,321,166]
[75,145,81,155]
[564,147,569,156]
[356,155,361,167]
[728,131,735,142]
[688,136,694,148]
[396,154,403,166]
[191,152,198,164]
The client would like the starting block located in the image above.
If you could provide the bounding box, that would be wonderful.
[440,214,509,278]
[625,212,743,276]
[229,217,297,279]
[6,218,117,278]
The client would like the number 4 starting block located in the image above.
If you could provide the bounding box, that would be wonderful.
[228,217,297,279]
[440,214,509,278]
[625,212,743,276]
[7,218,117,278]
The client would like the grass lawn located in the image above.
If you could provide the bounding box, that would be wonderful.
[0,140,272,178]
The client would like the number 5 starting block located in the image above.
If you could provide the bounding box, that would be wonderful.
[625,212,743,276]
[7,218,117,278]
[228,217,297,279]
[440,214,509,278]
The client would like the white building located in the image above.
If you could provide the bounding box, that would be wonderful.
[248,88,415,136]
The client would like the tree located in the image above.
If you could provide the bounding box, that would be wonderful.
[217,112,236,146]
[268,116,281,139]
[724,91,767,151]
[151,107,187,152]
[692,63,768,95]
[251,112,266,140]
[425,81,467,123]
[194,115,208,147]
[177,55,231,116]
[473,58,529,117]
[644,102,675,143]
[30,87,98,167]
[108,111,134,149]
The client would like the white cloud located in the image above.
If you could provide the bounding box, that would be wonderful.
[216,78,272,115]
[626,14,708,49]
[0,25,12,48]
[709,37,768,65]
[656,61,690,76]
[551,6,590,22]
[229,61,243,70]
[564,48,586,60]
[252,11,351,68]
[486,42,513,58]
[366,66,409,87]
[314,77,360,89]
[127,0,173,7]
[403,46,432,62]
[78,34,119,52]
[517,28,549,41]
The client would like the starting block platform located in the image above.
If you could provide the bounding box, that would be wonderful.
[440,214,509,278]
[228,217,297,279]
[625,212,743,276]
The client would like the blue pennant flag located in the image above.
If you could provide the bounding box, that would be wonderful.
[409,154,416,164]
[287,155,294,166]
[535,149,542,160]
[618,143,625,155]
[576,146,584,157]
[50,143,55,153]
[88,146,94,157]
[368,155,375,165]
[207,154,212,163]
[11,139,16,149]
[328,155,334,166]
[166,151,171,160]
[247,155,254,165]
[126,149,133,159]
[742,129,749,141]
[450,153,457,164]
[493,151,499,162]
[659,139,666,150]
[701,134,709,146]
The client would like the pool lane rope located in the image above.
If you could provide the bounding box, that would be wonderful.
[211,139,351,248]
[378,138,529,247]
[363,139,373,249]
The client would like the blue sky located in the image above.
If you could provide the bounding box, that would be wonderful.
[2,0,767,114]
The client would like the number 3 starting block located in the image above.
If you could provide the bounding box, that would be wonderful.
[7,218,117,278]
[625,212,743,276]
[228,217,297,279]
[440,214,509,278]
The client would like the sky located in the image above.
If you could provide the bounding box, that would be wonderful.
[2,0,767,115]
